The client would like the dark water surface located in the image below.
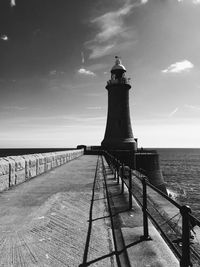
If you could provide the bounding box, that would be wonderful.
[157,148,200,219]
[0,148,75,157]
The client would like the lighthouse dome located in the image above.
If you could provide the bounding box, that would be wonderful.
[111,56,126,72]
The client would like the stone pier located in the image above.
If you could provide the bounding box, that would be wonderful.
[0,154,178,266]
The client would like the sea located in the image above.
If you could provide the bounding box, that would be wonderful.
[157,148,200,220]
[0,148,75,157]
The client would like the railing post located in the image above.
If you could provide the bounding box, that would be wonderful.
[129,168,132,210]
[117,161,120,184]
[121,164,124,194]
[141,177,151,241]
[112,157,116,179]
[114,166,116,179]
[110,156,114,174]
[180,205,192,267]
[112,156,115,175]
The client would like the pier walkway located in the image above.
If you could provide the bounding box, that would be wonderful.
[0,155,178,266]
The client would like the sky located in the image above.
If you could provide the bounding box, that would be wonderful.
[0,0,200,148]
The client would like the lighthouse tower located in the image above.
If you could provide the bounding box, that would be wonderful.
[101,57,136,151]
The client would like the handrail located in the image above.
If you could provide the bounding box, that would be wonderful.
[103,150,200,267]
[147,208,182,259]
[134,167,200,230]
[134,169,182,209]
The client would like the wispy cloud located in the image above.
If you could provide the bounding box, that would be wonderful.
[81,51,85,64]
[193,0,200,4]
[10,0,16,7]
[78,68,96,76]
[48,70,65,76]
[162,60,194,74]
[2,106,27,111]
[85,92,104,97]
[168,107,179,117]
[141,0,148,3]
[178,0,200,4]
[0,34,9,41]
[91,4,133,43]
[86,106,102,110]
[86,63,108,72]
[64,115,106,122]
[86,0,147,59]
[184,104,200,111]
[49,70,57,75]
[87,44,115,59]
[1,113,106,125]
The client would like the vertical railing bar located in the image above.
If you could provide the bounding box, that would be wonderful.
[140,177,151,241]
[121,163,124,194]
[129,168,132,210]
[113,158,117,179]
[117,161,120,184]
[180,205,192,267]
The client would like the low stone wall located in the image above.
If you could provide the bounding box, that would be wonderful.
[0,149,84,193]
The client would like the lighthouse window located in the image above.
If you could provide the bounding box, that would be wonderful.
[111,74,116,80]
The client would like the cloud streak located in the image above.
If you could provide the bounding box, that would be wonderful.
[86,106,102,110]
[87,44,115,59]
[49,70,57,75]
[0,34,9,41]
[10,0,16,7]
[85,63,108,72]
[162,60,194,74]
[2,106,27,111]
[178,0,200,4]
[86,0,147,59]
[193,0,200,4]
[184,104,200,111]
[78,68,96,76]
[81,52,85,64]
[168,107,179,117]
[91,4,133,43]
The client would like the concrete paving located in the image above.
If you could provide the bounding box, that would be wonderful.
[102,157,179,267]
[0,155,115,266]
[0,154,180,266]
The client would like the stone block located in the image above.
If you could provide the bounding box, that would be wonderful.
[43,153,53,171]
[66,153,70,162]
[55,152,61,166]
[63,153,67,164]
[60,152,66,165]
[3,157,16,186]
[0,149,84,194]
[35,154,46,174]
[22,154,37,179]
[0,158,9,191]
[51,153,56,168]
[8,156,26,185]
[68,151,72,161]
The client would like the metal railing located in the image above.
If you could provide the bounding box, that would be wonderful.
[107,77,131,85]
[103,150,200,267]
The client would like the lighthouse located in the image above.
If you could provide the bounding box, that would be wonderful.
[100,57,167,193]
[101,57,136,151]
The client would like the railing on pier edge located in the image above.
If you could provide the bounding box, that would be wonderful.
[102,150,200,267]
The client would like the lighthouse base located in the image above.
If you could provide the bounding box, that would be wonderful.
[102,149,136,169]
[135,151,167,194]
[102,147,167,194]
[101,138,137,151]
